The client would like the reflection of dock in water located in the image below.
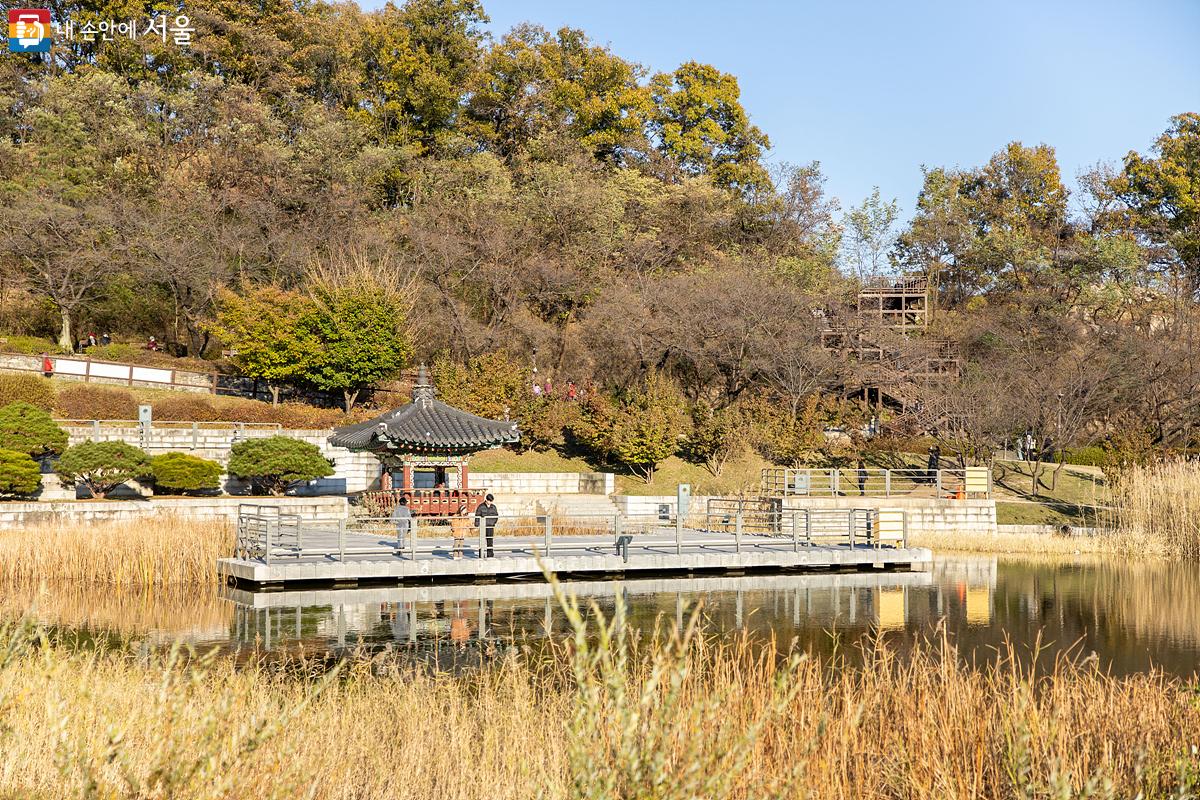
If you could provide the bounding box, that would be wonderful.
[221,571,935,652]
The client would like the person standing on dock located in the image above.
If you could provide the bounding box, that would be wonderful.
[391,496,412,551]
[450,504,470,559]
[475,494,499,558]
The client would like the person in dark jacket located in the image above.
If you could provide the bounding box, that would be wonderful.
[927,446,941,484]
[856,457,868,496]
[474,494,499,558]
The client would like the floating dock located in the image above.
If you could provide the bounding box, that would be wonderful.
[218,527,931,588]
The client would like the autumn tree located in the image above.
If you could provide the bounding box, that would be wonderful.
[648,62,771,195]
[211,285,318,406]
[574,371,687,482]
[1105,113,1200,300]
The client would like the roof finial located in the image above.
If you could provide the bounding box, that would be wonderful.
[413,363,435,406]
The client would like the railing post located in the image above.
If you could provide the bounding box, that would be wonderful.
[884,470,891,497]
[264,519,273,565]
[735,512,743,553]
[191,422,198,450]
[935,470,943,496]
[791,511,799,552]
[544,514,552,555]
[613,514,623,541]
[675,507,683,555]
[805,509,812,544]
[337,518,345,562]
[480,515,487,558]
[92,419,100,439]
[902,510,909,548]
[831,469,838,496]
[848,509,855,548]
[410,517,418,561]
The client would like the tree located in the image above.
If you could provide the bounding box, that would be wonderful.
[0,403,68,462]
[55,440,151,499]
[681,401,746,477]
[895,143,1072,310]
[1105,113,1200,300]
[149,452,223,494]
[467,25,650,161]
[648,62,771,195]
[574,371,687,482]
[0,194,116,350]
[302,261,415,411]
[211,285,319,406]
[354,0,487,149]
[227,436,333,496]
[843,188,900,281]
[0,449,41,498]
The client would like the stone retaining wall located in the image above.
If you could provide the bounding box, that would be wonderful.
[0,496,349,528]
[471,471,614,495]
[780,496,998,537]
[61,425,382,496]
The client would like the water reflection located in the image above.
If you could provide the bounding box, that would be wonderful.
[7,555,1200,678]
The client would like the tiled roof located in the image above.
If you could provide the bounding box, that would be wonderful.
[330,397,520,452]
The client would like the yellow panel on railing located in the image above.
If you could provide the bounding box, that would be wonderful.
[965,467,989,493]
[876,510,905,539]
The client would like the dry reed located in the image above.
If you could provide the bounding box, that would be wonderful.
[0,517,231,587]
[909,530,1123,555]
[1103,460,1200,559]
[0,604,1198,799]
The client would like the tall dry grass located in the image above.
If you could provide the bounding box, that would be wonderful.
[0,593,1198,799]
[0,517,231,586]
[1103,460,1200,559]
[909,530,1123,555]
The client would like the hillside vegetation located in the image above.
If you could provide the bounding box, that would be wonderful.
[0,0,1197,483]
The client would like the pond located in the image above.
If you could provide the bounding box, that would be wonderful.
[8,554,1200,678]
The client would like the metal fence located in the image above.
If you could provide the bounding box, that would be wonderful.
[761,467,991,499]
[233,504,909,565]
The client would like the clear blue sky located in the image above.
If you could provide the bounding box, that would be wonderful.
[367,0,1200,220]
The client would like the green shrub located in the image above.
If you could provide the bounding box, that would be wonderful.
[149,452,223,494]
[1062,446,1107,467]
[0,334,64,355]
[227,436,333,495]
[0,373,56,410]
[0,449,41,497]
[0,402,68,459]
[55,440,151,499]
[54,385,138,420]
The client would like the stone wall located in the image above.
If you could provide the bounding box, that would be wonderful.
[779,496,998,537]
[0,353,214,392]
[470,471,614,495]
[61,425,382,496]
[0,496,348,528]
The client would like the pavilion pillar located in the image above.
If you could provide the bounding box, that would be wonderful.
[401,462,413,491]
[460,459,470,491]
[380,469,392,491]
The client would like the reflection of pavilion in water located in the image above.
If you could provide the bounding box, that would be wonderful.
[220,566,1003,655]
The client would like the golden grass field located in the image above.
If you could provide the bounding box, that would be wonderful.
[0,596,1198,800]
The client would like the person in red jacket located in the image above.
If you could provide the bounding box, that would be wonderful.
[40,353,53,377]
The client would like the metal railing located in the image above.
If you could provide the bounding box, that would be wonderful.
[233,504,909,565]
[761,467,991,499]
